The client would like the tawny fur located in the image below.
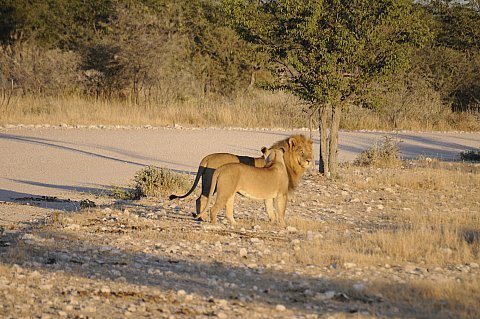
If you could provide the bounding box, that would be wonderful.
[169,134,313,215]
[196,148,289,226]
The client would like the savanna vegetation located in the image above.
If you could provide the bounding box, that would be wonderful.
[0,0,478,134]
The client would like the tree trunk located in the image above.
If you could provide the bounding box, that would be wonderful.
[318,104,330,177]
[328,102,342,177]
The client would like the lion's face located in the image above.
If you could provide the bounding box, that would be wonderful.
[288,136,313,169]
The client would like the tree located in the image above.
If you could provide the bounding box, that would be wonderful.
[420,0,480,112]
[226,0,430,176]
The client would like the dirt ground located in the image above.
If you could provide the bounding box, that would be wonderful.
[0,126,479,318]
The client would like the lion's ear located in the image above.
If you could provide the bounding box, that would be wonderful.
[261,146,267,155]
[288,137,297,149]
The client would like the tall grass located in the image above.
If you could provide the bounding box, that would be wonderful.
[1,91,479,131]
[0,91,307,128]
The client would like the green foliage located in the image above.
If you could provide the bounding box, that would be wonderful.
[0,0,114,49]
[460,149,480,162]
[419,1,480,112]
[354,136,402,168]
[133,166,191,198]
[226,0,431,105]
[1,0,478,128]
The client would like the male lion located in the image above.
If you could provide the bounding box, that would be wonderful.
[196,148,289,225]
[169,134,313,215]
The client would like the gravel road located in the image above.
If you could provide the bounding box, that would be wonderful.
[0,126,478,202]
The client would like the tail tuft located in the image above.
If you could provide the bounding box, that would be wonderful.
[169,194,177,200]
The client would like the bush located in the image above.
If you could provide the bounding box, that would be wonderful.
[460,149,480,162]
[133,166,191,198]
[354,136,402,168]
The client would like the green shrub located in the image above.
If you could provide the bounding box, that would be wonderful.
[460,149,480,162]
[133,166,191,198]
[354,136,402,168]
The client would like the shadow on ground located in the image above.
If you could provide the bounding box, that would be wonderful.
[0,218,464,318]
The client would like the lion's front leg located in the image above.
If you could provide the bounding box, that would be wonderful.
[264,198,275,223]
[225,196,236,225]
[275,194,288,227]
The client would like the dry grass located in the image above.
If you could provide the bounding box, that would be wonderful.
[314,162,480,267]
[1,91,479,131]
[0,91,307,128]
[133,166,192,198]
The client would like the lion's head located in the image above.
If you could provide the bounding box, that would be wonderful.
[270,134,313,190]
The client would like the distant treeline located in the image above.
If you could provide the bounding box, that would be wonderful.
[0,0,479,114]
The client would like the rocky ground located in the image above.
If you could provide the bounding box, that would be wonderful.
[0,163,479,319]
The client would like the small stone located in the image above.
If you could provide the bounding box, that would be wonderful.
[177,290,186,297]
[343,262,356,269]
[83,306,96,312]
[316,291,335,300]
[239,248,248,258]
[276,304,286,311]
[286,226,297,232]
[469,262,479,269]
[100,286,111,294]
[440,247,453,255]
[217,312,228,319]
[353,283,365,292]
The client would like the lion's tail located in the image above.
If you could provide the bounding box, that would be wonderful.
[197,169,219,217]
[169,166,205,200]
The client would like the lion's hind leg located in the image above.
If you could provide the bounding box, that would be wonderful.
[194,194,209,218]
[209,191,232,225]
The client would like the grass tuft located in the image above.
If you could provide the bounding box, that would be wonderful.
[354,136,402,168]
[133,166,191,198]
[460,149,480,162]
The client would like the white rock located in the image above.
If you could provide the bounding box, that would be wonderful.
[343,262,356,269]
[239,248,248,258]
[353,283,365,292]
[177,290,186,297]
[276,304,286,311]
[100,286,111,294]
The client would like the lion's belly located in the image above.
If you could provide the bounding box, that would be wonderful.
[237,189,275,200]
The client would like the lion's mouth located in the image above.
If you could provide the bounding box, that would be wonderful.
[299,159,312,168]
